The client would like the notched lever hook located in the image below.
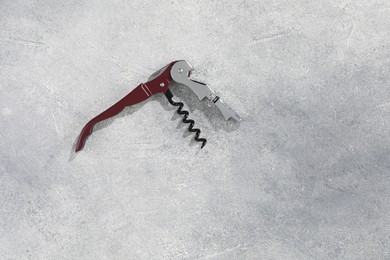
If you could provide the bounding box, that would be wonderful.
[170,60,241,121]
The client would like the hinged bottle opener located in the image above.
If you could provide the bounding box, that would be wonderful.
[75,60,241,151]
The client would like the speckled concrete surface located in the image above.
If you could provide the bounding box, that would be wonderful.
[1,0,390,259]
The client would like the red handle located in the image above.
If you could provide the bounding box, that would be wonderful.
[75,62,175,152]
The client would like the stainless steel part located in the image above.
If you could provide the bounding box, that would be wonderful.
[170,60,241,121]
[147,64,169,82]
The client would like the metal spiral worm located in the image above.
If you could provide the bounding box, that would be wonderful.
[165,89,207,148]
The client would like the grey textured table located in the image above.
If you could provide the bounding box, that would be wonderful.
[1,0,390,259]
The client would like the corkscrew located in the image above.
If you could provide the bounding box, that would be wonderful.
[75,60,241,152]
[164,89,207,148]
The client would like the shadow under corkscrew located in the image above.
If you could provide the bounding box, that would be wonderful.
[164,89,207,148]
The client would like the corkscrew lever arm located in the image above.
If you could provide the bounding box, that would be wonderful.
[75,62,175,152]
[171,60,241,121]
[76,85,150,152]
